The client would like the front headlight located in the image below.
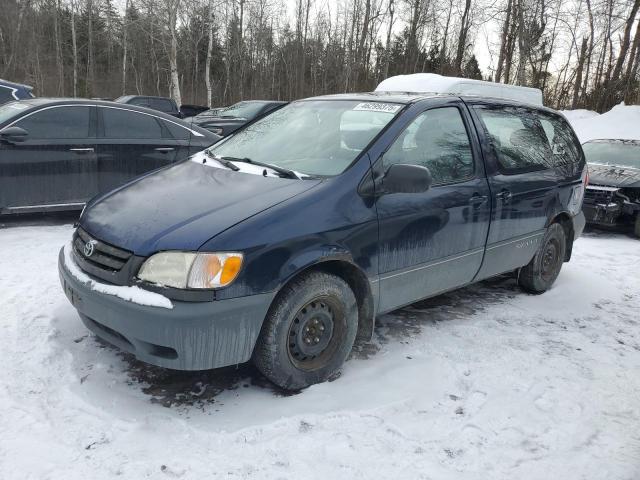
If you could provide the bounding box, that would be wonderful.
[138,252,243,289]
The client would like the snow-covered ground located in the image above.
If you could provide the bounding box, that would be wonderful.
[1,222,639,480]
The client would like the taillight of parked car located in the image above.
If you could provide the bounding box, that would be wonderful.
[584,165,589,188]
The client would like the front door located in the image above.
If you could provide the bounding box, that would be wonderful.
[0,105,98,211]
[375,101,491,313]
[470,104,558,280]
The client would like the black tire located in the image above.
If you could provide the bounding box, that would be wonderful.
[253,271,358,390]
[518,223,567,294]
[634,215,640,238]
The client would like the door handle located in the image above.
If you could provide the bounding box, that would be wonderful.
[468,194,488,208]
[69,148,94,153]
[496,189,512,203]
[154,147,175,153]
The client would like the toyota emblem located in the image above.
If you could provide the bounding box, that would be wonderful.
[84,240,96,257]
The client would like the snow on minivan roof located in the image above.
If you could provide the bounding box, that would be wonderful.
[375,73,544,106]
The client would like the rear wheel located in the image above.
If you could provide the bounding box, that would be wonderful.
[518,223,566,294]
[634,214,640,238]
[253,271,358,390]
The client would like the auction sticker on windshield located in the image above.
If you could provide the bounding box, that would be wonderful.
[353,102,402,113]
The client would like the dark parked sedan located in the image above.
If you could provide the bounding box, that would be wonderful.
[0,99,219,214]
[191,100,287,136]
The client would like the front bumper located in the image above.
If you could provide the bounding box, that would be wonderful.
[583,202,638,227]
[58,248,274,370]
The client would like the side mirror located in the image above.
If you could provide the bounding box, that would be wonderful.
[381,163,432,194]
[0,126,29,143]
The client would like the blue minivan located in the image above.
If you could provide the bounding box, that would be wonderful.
[59,93,587,390]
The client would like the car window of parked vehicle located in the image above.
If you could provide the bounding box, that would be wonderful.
[537,113,582,166]
[102,108,163,139]
[475,106,553,173]
[0,87,14,104]
[163,120,192,140]
[209,100,402,176]
[383,107,474,185]
[219,102,267,120]
[582,141,640,169]
[127,97,149,107]
[196,109,219,117]
[16,106,91,138]
[149,98,175,113]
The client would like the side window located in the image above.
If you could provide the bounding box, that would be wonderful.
[128,97,149,107]
[383,107,475,185]
[164,120,191,140]
[16,106,91,138]
[0,87,14,103]
[475,106,552,172]
[537,113,581,166]
[102,108,163,139]
[150,98,175,113]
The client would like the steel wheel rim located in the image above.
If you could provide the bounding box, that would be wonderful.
[287,297,344,371]
[540,237,560,282]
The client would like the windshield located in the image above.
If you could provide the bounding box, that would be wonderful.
[209,100,402,176]
[583,141,640,170]
[218,102,266,120]
[197,109,220,117]
[0,101,28,124]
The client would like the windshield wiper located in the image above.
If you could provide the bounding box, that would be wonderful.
[203,150,240,171]
[221,156,300,179]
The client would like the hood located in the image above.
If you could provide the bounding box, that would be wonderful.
[588,163,640,188]
[81,159,320,256]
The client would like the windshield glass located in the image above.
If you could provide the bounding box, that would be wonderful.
[209,100,402,176]
[583,141,640,169]
[0,101,28,124]
[218,102,266,120]
[197,109,220,117]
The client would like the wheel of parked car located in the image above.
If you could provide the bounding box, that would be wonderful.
[253,271,358,390]
[635,215,640,238]
[518,223,567,294]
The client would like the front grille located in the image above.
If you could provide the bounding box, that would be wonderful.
[583,186,618,205]
[73,227,132,273]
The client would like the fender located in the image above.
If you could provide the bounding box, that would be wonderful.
[277,244,377,342]
[277,244,357,286]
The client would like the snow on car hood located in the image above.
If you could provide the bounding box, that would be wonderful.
[588,163,640,188]
[566,103,640,143]
[80,157,321,256]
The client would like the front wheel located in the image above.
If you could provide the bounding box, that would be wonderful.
[253,271,358,390]
[518,223,567,294]
[634,214,640,238]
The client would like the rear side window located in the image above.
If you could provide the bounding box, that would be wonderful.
[127,97,149,107]
[102,108,163,139]
[16,106,91,138]
[0,86,15,103]
[149,98,176,113]
[475,106,552,173]
[537,113,582,166]
[163,120,191,140]
[384,106,474,185]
